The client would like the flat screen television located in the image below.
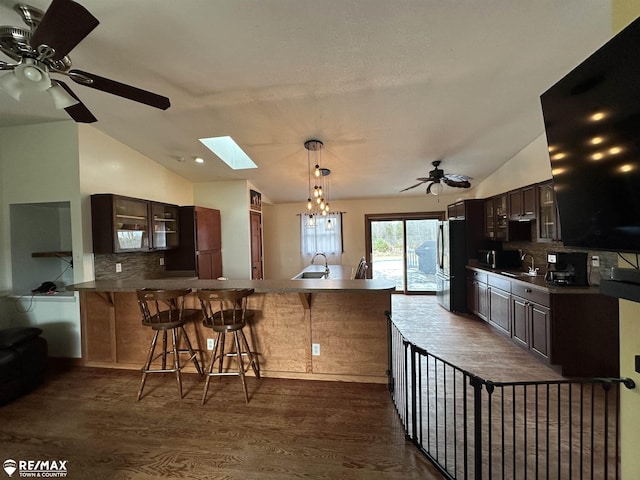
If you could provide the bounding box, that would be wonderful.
[540,16,640,253]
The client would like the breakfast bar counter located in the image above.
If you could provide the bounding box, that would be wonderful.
[69,268,395,383]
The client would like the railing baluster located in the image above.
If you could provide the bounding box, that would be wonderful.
[569,383,573,478]
[384,314,635,480]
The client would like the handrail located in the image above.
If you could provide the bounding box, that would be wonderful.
[385,311,635,480]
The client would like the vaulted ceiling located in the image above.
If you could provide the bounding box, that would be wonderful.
[0,0,613,203]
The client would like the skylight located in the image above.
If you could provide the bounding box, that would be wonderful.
[198,136,257,170]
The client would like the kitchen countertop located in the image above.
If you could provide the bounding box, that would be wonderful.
[68,264,395,293]
[466,265,602,294]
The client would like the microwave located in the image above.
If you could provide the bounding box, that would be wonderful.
[478,249,521,269]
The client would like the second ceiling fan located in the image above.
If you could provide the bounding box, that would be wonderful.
[400,160,472,195]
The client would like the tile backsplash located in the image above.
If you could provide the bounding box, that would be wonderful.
[504,240,617,285]
[94,252,165,280]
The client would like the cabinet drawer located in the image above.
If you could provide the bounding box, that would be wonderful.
[511,283,550,307]
[488,275,511,292]
[468,270,488,284]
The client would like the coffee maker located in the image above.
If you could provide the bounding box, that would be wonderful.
[544,252,588,286]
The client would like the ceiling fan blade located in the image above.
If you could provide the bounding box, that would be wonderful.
[68,69,171,110]
[400,180,427,192]
[426,182,434,194]
[30,0,99,61]
[444,173,472,182]
[56,80,97,123]
[442,178,471,188]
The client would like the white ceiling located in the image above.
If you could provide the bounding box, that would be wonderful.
[0,0,613,204]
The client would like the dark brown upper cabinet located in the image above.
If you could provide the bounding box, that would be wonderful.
[91,194,179,254]
[447,199,484,221]
[485,193,531,242]
[508,185,536,221]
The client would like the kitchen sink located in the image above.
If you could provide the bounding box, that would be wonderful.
[293,271,326,279]
[500,271,522,278]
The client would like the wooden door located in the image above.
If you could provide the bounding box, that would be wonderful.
[250,211,263,279]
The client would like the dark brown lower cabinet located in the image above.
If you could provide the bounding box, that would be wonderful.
[487,274,512,336]
[511,293,551,361]
[488,286,510,336]
[467,271,489,321]
[466,267,619,377]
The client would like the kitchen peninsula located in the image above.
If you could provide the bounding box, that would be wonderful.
[69,266,395,383]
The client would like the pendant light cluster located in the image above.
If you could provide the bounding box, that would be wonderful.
[305,139,331,224]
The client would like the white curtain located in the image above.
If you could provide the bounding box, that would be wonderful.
[300,213,343,265]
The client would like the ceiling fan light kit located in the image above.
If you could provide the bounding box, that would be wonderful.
[48,81,78,108]
[0,0,171,122]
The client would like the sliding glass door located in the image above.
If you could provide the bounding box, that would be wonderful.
[365,213,443,293]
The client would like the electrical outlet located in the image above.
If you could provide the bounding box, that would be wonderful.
[591,256,600,267]
[115,263,122,273]
[159,257,165,266]
[207,338,215,351]
[312,343,320,356]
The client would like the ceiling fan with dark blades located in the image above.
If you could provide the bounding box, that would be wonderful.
[0,0,170,123]
[400,160,472,195]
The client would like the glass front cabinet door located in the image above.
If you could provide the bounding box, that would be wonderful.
[537,182,560,241]
[91,194,180,254]
[113,196,150,252]
[151,202,179,250]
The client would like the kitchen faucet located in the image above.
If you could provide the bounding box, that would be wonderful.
[521,252,538,276]
[311,252,330,276]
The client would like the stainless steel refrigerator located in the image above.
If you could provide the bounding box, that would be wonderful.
[436,219,471,312]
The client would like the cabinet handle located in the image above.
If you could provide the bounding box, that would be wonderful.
[525,288,532,293]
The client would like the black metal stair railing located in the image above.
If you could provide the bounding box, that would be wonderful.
[386,312,636,480]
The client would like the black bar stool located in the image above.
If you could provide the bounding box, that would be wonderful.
[136,288,202,400]
[354,257,368,279]
[197,288,260,405]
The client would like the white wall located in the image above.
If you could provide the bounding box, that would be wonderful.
[263,192,473,279]
[474,134,552,198]
[78,125,193,205]
[0,122,197,353]
[193,180,252,279]
[0,121,80,287]
[0,121,82,350]
[78,124,194,280]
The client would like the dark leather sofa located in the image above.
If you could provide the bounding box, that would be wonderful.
[0,327,47,405]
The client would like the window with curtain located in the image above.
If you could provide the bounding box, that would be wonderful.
[300,213,343,265]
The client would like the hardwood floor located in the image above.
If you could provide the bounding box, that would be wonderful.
[391,294,564,381]
[0,295,594,479]
[1,365,440,479]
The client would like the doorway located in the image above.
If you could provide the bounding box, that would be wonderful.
[365,212,443,293]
